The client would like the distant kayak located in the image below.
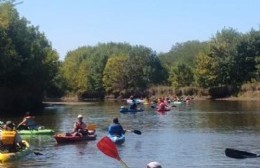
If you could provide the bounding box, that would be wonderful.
[126,98,145,104]
[18,128,55,135]
[108,134,125,145]
[171,101,183,105]
[54,133,97,144]
[0,140,31,163]
[119,107,144,113]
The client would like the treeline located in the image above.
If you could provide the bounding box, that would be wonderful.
[62,28,260,99]
[1,1,260,115]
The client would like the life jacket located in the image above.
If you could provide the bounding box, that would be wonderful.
[158,102,166,110]
[1,131,16,145]
[75,122,86,130]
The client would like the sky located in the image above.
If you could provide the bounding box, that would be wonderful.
[15,0,260,60]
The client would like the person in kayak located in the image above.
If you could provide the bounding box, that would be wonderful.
[147,161,162,168]
[17,112,37,130]
[0,121,25,152]
[129,96,138,110]
[72,114,88,136]
[108,118,125,137]
[157,98,168,111]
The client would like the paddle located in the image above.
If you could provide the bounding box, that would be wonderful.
[97,136,129,168]
[126,129,142,135]
[33,151,43,155]
[225,148,260,159]
[87,123,96,131]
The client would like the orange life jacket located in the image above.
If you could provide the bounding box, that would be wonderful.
[1,131,16,145]
[75,122,86,130]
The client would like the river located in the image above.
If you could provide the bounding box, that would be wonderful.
[1,100,260,168]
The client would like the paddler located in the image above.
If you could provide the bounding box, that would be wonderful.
[0,121,25,152]
[17,112,37,130]
[108,117,125,137]
[72,114,88,136]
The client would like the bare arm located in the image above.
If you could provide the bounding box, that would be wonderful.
[17,118,26,127]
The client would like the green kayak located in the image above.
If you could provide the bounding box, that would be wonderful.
[18,129,55,135]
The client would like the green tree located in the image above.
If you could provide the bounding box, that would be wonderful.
[159,40,208,70]
[208,28,242,86]
[236,29,260,83]
[103,55,128,95]
[194,52,217,88]
[0,1,59,114]
[169,63,194,88]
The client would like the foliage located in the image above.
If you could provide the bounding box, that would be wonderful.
[168,63,194,88]
[0,1,59,114]
[194,52,218,88]
[159,40,208,70]
[208,28,242,86]
[236,29,260,82]
[103,55,128,95]
[61,43,167,98]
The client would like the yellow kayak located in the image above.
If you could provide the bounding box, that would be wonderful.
[0,140,31,163]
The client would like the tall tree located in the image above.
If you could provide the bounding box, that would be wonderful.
[208,28,242,86]
[0,1,59,114]
[103,55,128,96]
[169,63,194,88]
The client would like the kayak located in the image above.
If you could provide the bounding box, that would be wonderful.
[157,108,171,112]
[0,140,31,163]
[119,107,144,113]
[54,133,97,144]
[171,101,183,105]
[18,129,55,135]
[108,134,125,145]
[126,99,144,104]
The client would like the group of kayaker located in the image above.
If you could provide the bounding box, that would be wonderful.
[0,111,162,167]
[0,112,37,153]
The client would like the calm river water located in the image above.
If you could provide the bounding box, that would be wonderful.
[1,100,260,168]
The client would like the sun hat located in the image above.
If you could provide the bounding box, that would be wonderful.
[77,114,83,118]
[147,161,162,168]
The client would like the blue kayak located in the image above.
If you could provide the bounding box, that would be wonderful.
[119,107,144,113]
[108,134,125,145]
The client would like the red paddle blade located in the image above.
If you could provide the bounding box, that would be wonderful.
[97,136,121,161]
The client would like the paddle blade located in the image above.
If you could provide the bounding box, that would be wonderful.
[133,130,142,135]
[34,151,43,155]
[87,124,96,131]
[97,136,120,161]
[225,148,259,159]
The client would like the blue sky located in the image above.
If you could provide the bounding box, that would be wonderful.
[16,0,260,60]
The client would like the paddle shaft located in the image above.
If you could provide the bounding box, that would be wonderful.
[126,129,142,135]
[119,159,130,168]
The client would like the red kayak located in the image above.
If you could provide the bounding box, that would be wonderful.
[157,108,171,112]
[54,133,97,144]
